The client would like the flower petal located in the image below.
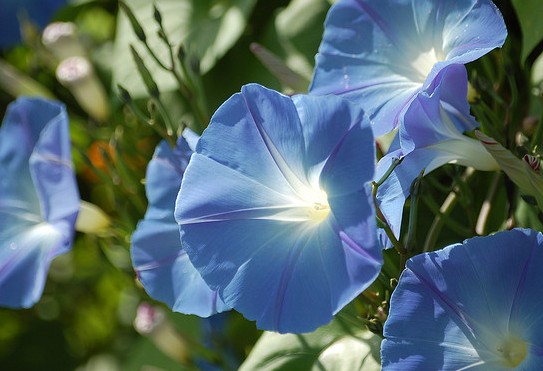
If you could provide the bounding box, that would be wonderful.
[400,65,479,153]
[0,221,65,308]
[375,66,498,246]
[131,220,228,316]
[176,84,380,332]
[0,97,78,308]
[131,136,228,317]
[310,0,506,135]
[382,229,543,369]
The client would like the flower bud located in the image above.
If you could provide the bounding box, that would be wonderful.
[75,201,110,234]
[134,303,188,363]
[42,22,86,60]
[56,56,110,122]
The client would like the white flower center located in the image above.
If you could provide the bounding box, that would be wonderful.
[299,188,330,223]
[410,48,442,83]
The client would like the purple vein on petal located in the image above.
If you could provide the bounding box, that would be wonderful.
[273,232,310,331]
[133,250,188,272]
[507,238,537,333]
[353,0,400,48]
[0,247,26,281]
[327,215,380,265]
[338,230,380,265]
[316,226,334,312]
[240,93,309,196]
[407,266,481,345]
[462,246,498,337]
[389,89,420,128]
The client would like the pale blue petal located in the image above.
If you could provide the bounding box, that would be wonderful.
[131,137,228,317]
[0,219,65,308]
[490,231,543,353]
[28,101,79,233]
[383,229,543,370]
[177,155,298,224]
[376,65,496,247]
[400,65,478,153]
[0,97,78,308]
[310,0,506,135]
[143,139,190,222]
[196,84,307,195]
[320,117,375,196]
[292,93,368,181]
[131,220,228,316]
[176,84,380,332]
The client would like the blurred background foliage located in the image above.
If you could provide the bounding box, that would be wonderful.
[0,0,542,370]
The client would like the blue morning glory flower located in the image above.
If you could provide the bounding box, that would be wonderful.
[0,0,68,48]
[175,83,381,333]
[0,97,79,308]
[310,0,507,136]
[131,131,229,317]
[382,228,543,370]
[375,65,498,246]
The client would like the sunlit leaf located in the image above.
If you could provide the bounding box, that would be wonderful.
[239,315,381,371]
[249,42,309,92]
[532,51,543,86]
[274,0,329,81]
[112,0,257,97]
[512,0,543,63]
[476,131,543,211]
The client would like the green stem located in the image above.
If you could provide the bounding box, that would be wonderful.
[475,172,501,235]
[375,157,402,188]
[124,99,176,148]
[372,181,408,271]
[151,97,175,137]
[146,22,208,133]
[421,193,473,237]
[531,102,543,148]
[405,170,424,252]
[423,167,475,252]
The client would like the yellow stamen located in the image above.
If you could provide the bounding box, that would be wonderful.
[497,334,527,368]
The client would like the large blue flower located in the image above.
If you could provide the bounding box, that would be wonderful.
[175,84,381,333]
[382,228,543,369]
[131,131,229,317]
[375,65,498,247]
[0,0,67,48]
[310,0,507,136]
[0,97,79,308]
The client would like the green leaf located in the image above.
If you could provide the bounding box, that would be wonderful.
[255,0,329,90]
[515,196,543,231]
[273,0,329,80]
[512,0,543,63]
[239,315,381,371]
[249,42,309,92]
[532,51,543,86]
[0,59,55,99]
[476,131,543,212]
[113,0,257,97]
